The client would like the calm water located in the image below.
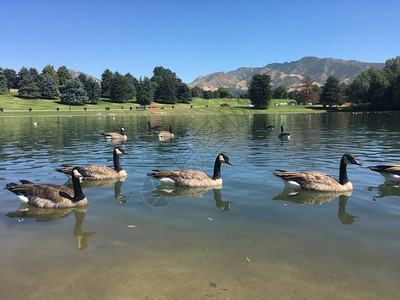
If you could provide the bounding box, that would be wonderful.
[0,112,400,299]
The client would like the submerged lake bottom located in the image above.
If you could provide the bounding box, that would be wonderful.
[0,112,400,299]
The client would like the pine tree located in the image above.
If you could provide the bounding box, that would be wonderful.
[60,78,88,105]
[248,74,272,109]
[101,69,113,98]
[39,74,59,99]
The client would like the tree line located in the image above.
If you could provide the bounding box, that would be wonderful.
[247,56,400,110]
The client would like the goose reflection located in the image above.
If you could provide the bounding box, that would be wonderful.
[273,189,357,225]
[149,185,231,211]
[6,204,95,250]
[65,178,126,200]
[367,182,400,199]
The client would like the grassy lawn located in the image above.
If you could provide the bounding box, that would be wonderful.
[0,92,328,117]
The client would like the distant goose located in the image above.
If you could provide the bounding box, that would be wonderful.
[264,122,274,130]
[148,121,161,130]
[368,164,400,182]
[147,153,233,187]
[5,167,93,208]
[273,154,362,192]
[154,125,174,139]
[278,125,290,139]
[101,127,127,140]
[56,147,128,180]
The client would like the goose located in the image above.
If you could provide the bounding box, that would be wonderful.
[273,154,362,192]
[147,153,233,187]
[56,147,128,180]
[148,121,161,130]
[368,164,400,182]
[101,127,127,140]
[154,125,174,139]
[5,167,93,208]
[278,125,290,139]
[264,122,274,130]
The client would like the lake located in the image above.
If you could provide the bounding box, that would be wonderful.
[0,112,400,299]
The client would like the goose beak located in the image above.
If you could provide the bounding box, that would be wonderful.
[354,159,362,166]
[226,161,234,166]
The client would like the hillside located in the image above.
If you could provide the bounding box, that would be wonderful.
[189,57,385,94]
[68,69,101,84]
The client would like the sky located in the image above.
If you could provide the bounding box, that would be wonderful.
[1,0,399,83]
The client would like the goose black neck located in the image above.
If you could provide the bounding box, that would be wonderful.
[212,156,222,180]
[339,157,349,185]
[71,174,85,202]
[169,126,172,133]
[281,125,284,133]
[113,151,122,172]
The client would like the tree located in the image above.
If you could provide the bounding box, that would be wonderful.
[57,66,72,86]
[347,71,371,103]
[288,89,298,100]
[320,76,342,107]
[60,78,88,105]
[216,87,231,98]
[124,73,137,99]
[297,76,317,104]
[42,65,59,86]
[0,74,7,93]
[272,85,288,99]
[39,74,59,99]
[177,83,192,103]
[101,69,113,98]
[17,67,29,88]
[136,77,156,105]
[202,90,213,99]
[2,68,18,89]
[248,74,272,109]
[110,72,132,103]
[18,73,40,98]
[77,73,87,86]
[367,68,389,108]
[85,78,101,104]
[191,86,203,98]
[153,76,177,103]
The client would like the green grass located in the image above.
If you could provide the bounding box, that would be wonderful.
[0,92,328,117]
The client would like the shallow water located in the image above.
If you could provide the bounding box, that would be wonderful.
[0,112,400,299]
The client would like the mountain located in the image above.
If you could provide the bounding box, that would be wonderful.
[189,57,385,94]
[68,69,101,84]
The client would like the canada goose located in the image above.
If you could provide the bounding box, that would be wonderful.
[154,125,174,139]
[148,121,161,130]
[101,127,127,140]
[5,167,93,208]
[264,122,274,130]
[278,125,290,139]
[56,147,128,180]
[273,154,362,192]
[368,164,400,182]
[147,153,233,187]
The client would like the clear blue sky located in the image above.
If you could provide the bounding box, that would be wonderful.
[1,0,399,83]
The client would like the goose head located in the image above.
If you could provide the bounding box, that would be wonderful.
[342,154,362,166]
[114,147,128,156]
[218,153,233,166]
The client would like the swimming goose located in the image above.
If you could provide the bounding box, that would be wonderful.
[147,153,233,187]
[273,154,362,192]
[368,164,400,182]
[278,125,290,139]
[101,127,127,140]
[264,122,274,130]
[56,147,128,180]
[154,125,174,139]
[5,167,93,208]
[148,121,161,130]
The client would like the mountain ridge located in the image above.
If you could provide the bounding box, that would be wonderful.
[189,56,385,93]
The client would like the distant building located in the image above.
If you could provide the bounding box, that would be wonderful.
[9,89,18,93]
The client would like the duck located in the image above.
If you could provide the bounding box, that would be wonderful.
[278,125,290,139]
[147,153,233,187]
[368,164,400,182]
[154,125,174,139]
[264,122,274,130]
[101,127,127,140]
[5,167,93,208]
[273,154,362,192]
[56,147,128,180]
[148,121,161,130]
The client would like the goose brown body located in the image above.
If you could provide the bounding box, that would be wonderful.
[273,154,362,192]
[57,147,127,180]
[154,125,174,139]
[5,167,92,208]
[101,127,127,140]
[147,154,233,187]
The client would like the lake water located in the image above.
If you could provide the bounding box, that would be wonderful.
[0,112,400,299]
